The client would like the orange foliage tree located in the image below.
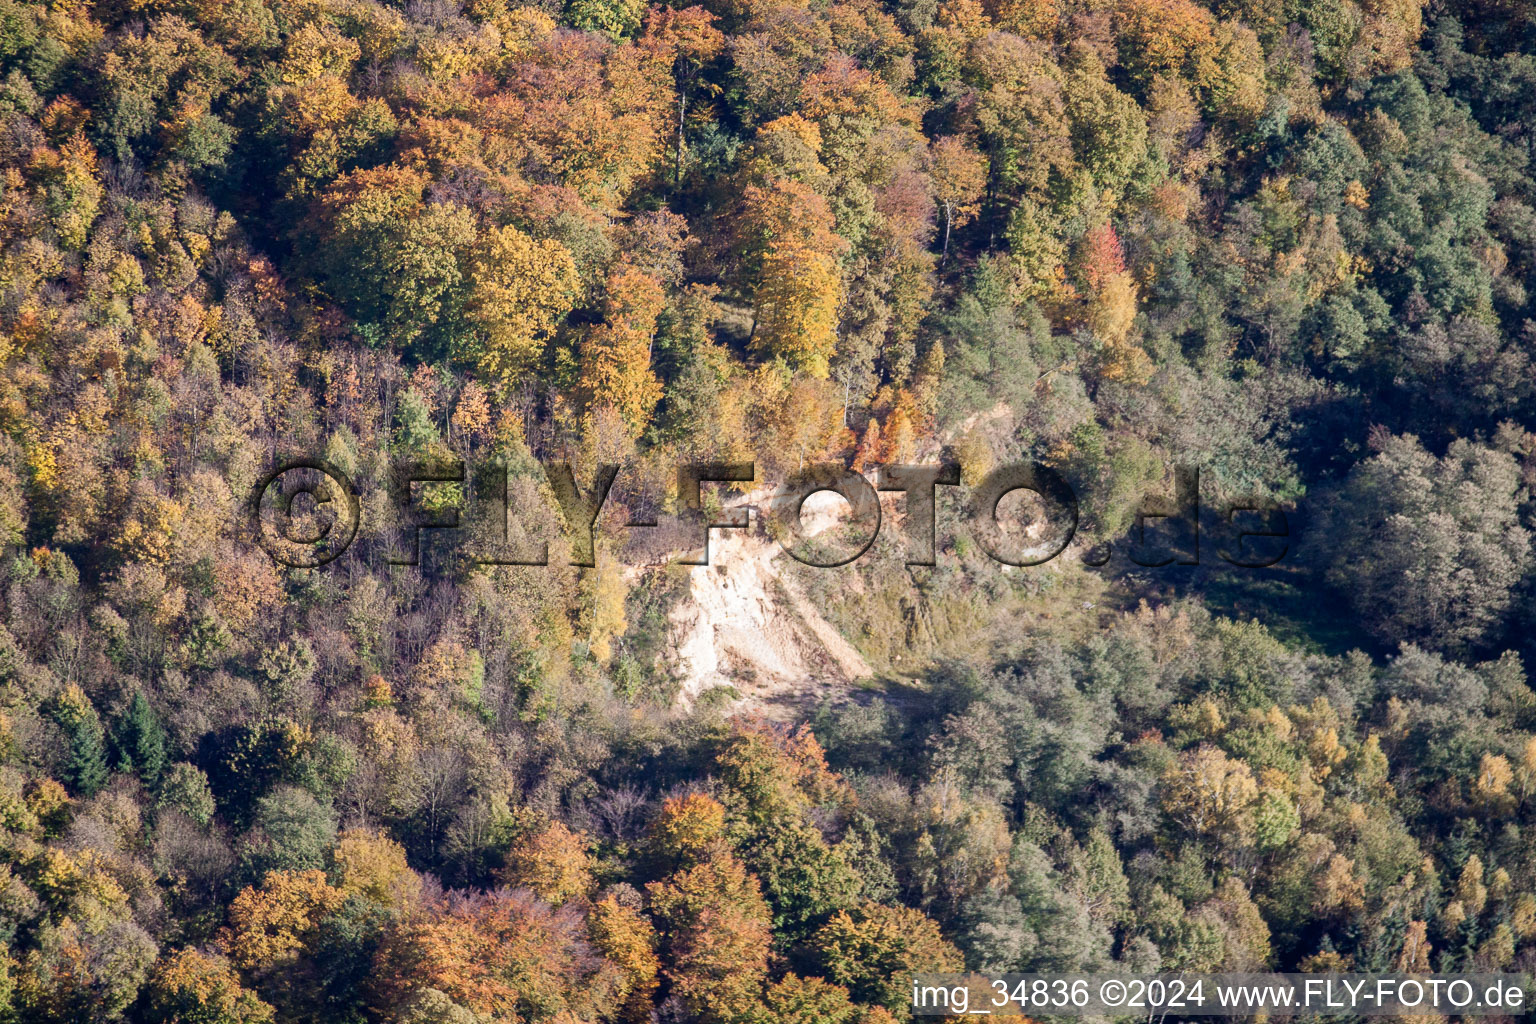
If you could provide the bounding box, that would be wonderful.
[372,889,624,1021]
[739,180,848,378]
[497,820,597,905]
[646,852,773,1023]
[580,267,667,438]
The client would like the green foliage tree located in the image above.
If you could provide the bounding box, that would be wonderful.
[47,684,109,798]
[1323,435,1531,653]
[813,903,963,1016]
[113,691,168,790]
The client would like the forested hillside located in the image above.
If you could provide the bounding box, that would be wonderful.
[2,0,1536,1016]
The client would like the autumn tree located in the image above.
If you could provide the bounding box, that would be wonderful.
[221,870,347,974]
[813,903,963,1015]
[1076,222,1150,383]
[928,136,986,261]
[460,224,580,392]
[585,549,630,665]
[485,29,673,211]
[1160,744,1259,851]
[588,894,661,1022]
[763,973,866,1024]
[372,889,623,1022]
[738,179,848,378]
[646,852,773,1023]
[143,948,276,1024]
[30,134,102,251]
[332,829,423,912]
[46,683,109,798]
[641,6,726,184]
[13,913,157,1024]
[579,267,666,437]
[497,820,597,905]
[647,792,731,870]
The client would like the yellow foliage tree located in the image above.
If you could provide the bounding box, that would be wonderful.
[30,134,103,251]
[144,948,275,1024]
[646,852,773,1023]
[740,180,847,378]
[332,829,422,912]
[1395,919,1432,972]
[497,821,597,905]
[648,793,730,869]
[580,267,666,438]
[588,895,661,1022]
[586,549,629,666]
[220,870,346,972]
[812,902,963,1014]
[460,225,579,393]
[1077,223,1151,383]
[1475,753,1516,815]
[1160,744,1258,846]
[1456,855,1489,917]
[880,397,918,464]
[755,247,842,379]
[1518,735,1536,799]
[373,889,623,1022]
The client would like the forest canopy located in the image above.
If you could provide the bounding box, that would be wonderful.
[2,0,1536,1016]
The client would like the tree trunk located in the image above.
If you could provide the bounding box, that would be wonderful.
[675,92,687,187]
